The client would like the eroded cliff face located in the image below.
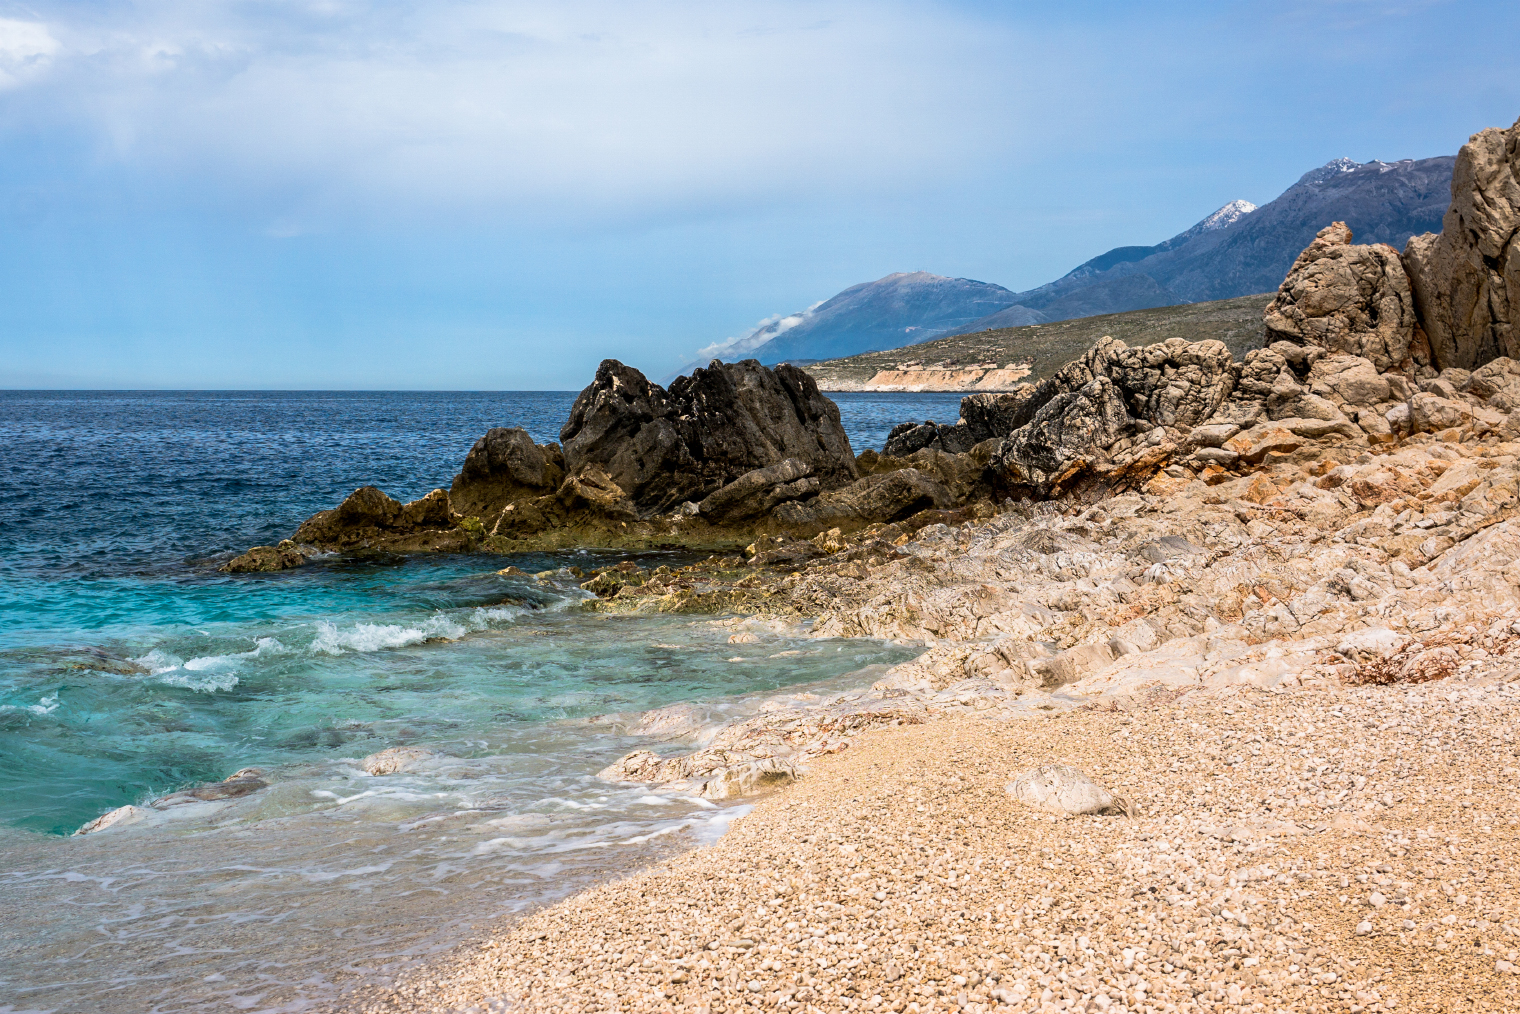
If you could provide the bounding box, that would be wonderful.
[1405,115,1520,370]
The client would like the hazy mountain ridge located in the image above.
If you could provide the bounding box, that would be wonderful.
[746,271,1021,365]
[681,154,1454,370]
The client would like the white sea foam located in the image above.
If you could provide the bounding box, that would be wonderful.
[156,671,241,693]
[310,615,469,654]
[129,638,283,692]
[0,694,60,716]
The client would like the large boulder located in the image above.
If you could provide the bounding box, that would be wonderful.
[560,359,858,516]
[1404,116,1520,370]
[1262,222,1419,372]
[449,427,564,519]
[992,375,1133,491]
[292,486,466,550]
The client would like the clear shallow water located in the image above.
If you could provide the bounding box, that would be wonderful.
[0,390,947,1012]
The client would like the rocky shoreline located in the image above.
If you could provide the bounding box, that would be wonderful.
[280,117,1520,1012]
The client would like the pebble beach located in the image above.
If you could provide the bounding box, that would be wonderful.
[352,676,1520,1014]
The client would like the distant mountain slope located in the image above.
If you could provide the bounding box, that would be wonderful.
[686,154,1454,370]
[747,271,1021,365]
[1000,156,1453,316]
[803,294,1272,393]
[1155,156,1454,301]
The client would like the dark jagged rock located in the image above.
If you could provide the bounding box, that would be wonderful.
[771,469,953,531]
[560,359,857,517]
[1262,222,1423,373]
[882,420,976,457]
[1404,116,1520,370]
[450,427,564,519]
[698,459,820,523]
[292,486,474,552]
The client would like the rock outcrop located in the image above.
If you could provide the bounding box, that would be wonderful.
[882,420,976,457]
[292,485,472,551]
[1404,116,1520,370]
[561,358,857,517]
[449,427,565,519]
[697,459,820,523]
[1262,222,1422,373]
[988,337,1235,494]
[771,469,954,532]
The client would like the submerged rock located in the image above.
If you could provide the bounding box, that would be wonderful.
[73,804,151,835]
[360,746,441,775]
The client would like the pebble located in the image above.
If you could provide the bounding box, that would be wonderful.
[347,681,1520,1014]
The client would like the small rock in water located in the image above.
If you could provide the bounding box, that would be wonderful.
[361,747,441,776]
[1006,764,1132,816]
[73,803,150,836]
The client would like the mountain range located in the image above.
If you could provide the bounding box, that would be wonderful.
[684,154,1455,371]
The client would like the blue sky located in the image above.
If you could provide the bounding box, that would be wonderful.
[1,1,1516,390]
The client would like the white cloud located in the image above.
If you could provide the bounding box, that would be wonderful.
[0,19,59,88]
[0,2,1054,224]
[695,301,823,362]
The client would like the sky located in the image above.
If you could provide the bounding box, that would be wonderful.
[0,1,1517,390]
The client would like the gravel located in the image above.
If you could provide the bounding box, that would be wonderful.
[348,678,1520,1014]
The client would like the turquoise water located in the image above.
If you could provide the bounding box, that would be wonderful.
[0,391,942,1012]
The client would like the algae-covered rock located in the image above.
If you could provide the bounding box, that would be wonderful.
[221,540,307,573]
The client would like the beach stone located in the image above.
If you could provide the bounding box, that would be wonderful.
[1405,115,1520,370]
[1263,222,1418,372]
[1006,764,1132,817]
[361,747,441,776]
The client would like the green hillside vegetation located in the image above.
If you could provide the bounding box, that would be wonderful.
[803,292,1272,389]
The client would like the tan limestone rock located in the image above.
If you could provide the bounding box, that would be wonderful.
[1405,116,1520,370]
[1263,222,1418,372]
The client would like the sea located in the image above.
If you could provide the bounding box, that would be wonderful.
[0,389,965,1014]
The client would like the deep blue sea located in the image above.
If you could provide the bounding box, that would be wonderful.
[0,389,959,1013]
